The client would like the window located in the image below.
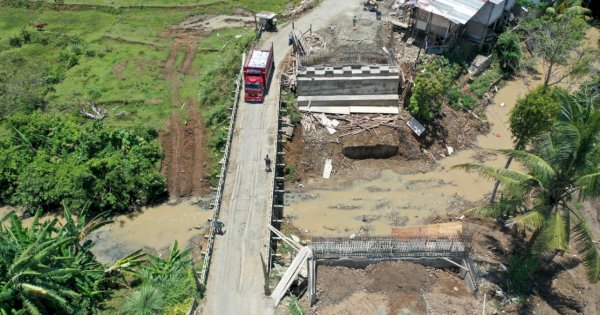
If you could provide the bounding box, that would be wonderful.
[245,84,262,90]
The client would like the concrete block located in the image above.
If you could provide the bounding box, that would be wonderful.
[360,66,370,76]
[324,67,334,77]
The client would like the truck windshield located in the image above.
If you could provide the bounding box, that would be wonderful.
[245,84,262,90]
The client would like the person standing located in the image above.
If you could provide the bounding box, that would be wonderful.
[264,154,272,172]
[352,16,357,30]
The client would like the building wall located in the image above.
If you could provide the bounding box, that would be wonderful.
[505,0,515,11]
[465,20,487,42]
[415,8,452,37]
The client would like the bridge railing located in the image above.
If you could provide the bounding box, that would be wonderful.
[199,59,244,285]
[266,76,284,275]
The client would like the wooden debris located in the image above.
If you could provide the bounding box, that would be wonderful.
[80,102,107,120]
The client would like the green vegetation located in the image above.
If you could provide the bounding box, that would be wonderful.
[287,295,304,315]
[115,241,200,315]
[524,14,589,87]
[0,209,201,314]
[0,112,166,213]
[282,89,301,124]
[469,67,501,99]
[0,208,116,314]
[284,164,297,181]
[495,31,521,74]
[455,89,600,283]
[408,56,462,120]
[501,255,541,296]
[509,85,566,148]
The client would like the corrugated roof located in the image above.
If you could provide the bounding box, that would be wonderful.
[416,0,486,24]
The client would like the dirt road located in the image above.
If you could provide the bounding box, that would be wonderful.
[201,1,361,314]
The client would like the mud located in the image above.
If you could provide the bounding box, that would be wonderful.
[160,107,211,202]
[285,72,542,236]
[159,14,256,201]
[310,261,477,315]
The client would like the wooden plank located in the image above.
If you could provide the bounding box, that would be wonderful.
[391,222,463,238]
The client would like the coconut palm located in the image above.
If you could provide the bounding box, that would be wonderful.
[454,92,600,282]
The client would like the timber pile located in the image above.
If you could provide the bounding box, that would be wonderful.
[283,0,317,17]
[302,113,404,137]
[281,56,298,90]
[302,33,325,54]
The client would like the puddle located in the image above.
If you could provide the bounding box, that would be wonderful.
[286,74,542,236]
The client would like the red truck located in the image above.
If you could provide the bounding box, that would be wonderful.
[243,44,274,103]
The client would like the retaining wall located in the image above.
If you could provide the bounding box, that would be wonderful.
[297,65,400,97]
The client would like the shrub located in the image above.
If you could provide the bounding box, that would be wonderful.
[501,255,540,295]
[495,31,521,73]
[20,28,31,44]
[9,35,22,47]
[284,164,297,181]
[408,56,463,120]
[0,112,167,213]
[461,95,477,109]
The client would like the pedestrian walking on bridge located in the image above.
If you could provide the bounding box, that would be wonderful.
[264,154,272,172]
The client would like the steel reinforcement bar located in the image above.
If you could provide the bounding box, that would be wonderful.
[310,234,470,260]
[199,59,244,285]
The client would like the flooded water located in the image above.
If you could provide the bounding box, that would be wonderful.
[90,201,212,263]
[1,201,213,264]
[285,73,541,236]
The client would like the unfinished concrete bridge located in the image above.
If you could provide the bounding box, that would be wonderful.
[269,224,479,307]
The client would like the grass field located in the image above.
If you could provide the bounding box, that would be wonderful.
[0,2,278,130]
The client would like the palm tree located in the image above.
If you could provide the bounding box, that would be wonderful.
[454,92,600,282]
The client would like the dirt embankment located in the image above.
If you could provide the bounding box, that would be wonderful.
[158,13,254,201]
[160,108,211,201]
[310,261,478,315]
[284,105,488,184]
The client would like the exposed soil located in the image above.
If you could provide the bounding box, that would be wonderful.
[309,261,477,315]
[283,105,488,185]
[159,13,254,200]
[160,107,211,201]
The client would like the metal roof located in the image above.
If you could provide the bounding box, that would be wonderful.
[416,0,486,24]
[248,50,270,68]
[256,12,276,19]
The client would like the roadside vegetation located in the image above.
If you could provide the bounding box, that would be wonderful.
[0,0,302,312]
[0,208,201,314]
[0,112,166,214]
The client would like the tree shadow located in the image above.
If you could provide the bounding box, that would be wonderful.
[417,111,449,150]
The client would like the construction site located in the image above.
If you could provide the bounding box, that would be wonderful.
[262,0,600,314]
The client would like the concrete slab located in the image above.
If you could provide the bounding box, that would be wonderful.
[299,106,351,114]
[298,94,399,107]
[349,106,399,114]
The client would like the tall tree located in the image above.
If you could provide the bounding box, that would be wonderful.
[455,92,600,281]
[525,14,589,87]
[490,85,565,202]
